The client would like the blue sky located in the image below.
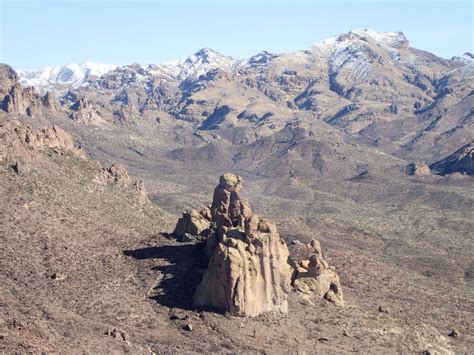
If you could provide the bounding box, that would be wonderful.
[1,0,472,69]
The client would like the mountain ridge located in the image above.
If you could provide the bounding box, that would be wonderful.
[17,29,471,95]
[6,28,473,175]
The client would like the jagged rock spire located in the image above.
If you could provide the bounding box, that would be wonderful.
[173,173,345,316]
[193,173,292,317]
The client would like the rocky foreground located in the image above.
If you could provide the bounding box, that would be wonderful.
[0,118,472,353]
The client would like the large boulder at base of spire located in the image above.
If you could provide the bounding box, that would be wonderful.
[290,239,345,307]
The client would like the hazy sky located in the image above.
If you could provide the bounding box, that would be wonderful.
[1,0,472,69]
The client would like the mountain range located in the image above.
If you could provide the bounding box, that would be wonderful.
[12,29,474,171]
[18,29,474,96]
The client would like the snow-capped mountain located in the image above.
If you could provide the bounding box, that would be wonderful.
[6,29,472,170]
[19,62,118,94]
[17,48,239,95]
[16,29,470,96]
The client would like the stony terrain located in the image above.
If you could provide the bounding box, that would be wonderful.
[1,29,473,353]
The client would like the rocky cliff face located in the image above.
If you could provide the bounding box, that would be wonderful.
[0,64,56,117]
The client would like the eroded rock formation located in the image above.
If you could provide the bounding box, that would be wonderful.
[0,119,84,164]
[191,173,292,317]
[289,239,345,307]
[95,164,149,204]
[0,64,55,117]
[173,173,344,316]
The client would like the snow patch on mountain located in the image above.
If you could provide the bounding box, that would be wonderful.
[452,53,474,66]
[19,62,117,93]
[310,29,408,63]
[349,29,408,48]
[160,48,237,81]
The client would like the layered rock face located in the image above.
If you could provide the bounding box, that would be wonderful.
[289,239,345,307]
[192,173,292,317]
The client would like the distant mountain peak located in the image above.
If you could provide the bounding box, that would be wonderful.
[185,47,235,65]
[175,48,236,80]
[15,29,469,96]
[348,28,409,48]
[247,51,278,66]
[193,47,223,58]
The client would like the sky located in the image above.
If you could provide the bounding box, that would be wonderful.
[1,0,473,69]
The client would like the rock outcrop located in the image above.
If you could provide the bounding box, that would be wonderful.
[191,173,292,317]
[173,208,211,242]
[289,239,345,307]
[99,164,132,186]
[406,161,432,176]
[96,164,149,204]
[134,179,148,204]
[0,64,54,117]
[0,119,84,163]
[69,97,105,124]
[173,173,345,316]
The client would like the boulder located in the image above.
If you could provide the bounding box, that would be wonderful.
[290,239,345,307]
[173,209,211,242]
